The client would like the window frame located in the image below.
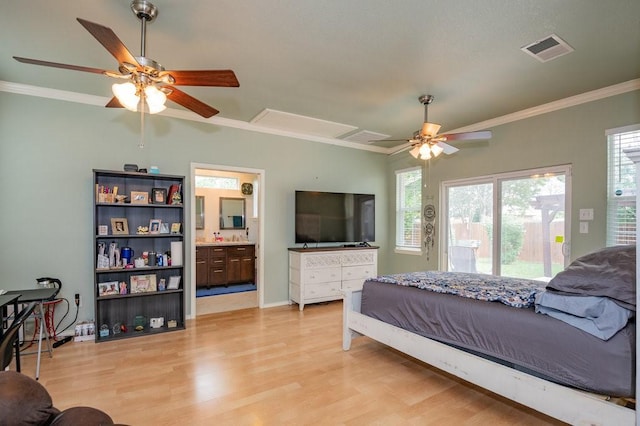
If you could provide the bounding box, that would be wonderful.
[606,124,640,246]
[395,166,422,254]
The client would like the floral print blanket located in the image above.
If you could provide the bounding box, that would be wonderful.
[373,271,546,308]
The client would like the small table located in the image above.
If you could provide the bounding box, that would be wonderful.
[5,287,60,380]
[0,293,21,370]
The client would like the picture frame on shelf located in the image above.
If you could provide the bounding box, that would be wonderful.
[98,225,108,236]
[130,274,157,293]
[167,276,181,290]
[98,281,119,297]
[159,222,170,234]
[149,219,161,234]
[130,191,149,204]
[111,218,129,235]
[152,188,167,204]
[170,222,182,234]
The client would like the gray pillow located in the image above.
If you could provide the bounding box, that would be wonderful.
[546,245,636,309]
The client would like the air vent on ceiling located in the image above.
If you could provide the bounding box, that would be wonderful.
[342,130,390,144]
[521,34,574,63]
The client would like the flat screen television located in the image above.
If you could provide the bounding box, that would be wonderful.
[295,190,375,244]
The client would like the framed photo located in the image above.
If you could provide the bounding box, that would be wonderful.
[167,276,181,290]
[98,225,108,236]
[130,191,149,204]
[170,222,182,234]
[98,281,119,297]
[152,188,167,204]
[149,219,162,234]
[159,222,170,234]
[111,218,129,235]
[130,274,157,293]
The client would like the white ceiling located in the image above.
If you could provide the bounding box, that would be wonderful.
[2,1,639,152]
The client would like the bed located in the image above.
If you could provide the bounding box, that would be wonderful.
[343,245,637,425]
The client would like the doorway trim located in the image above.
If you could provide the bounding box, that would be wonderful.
[189,162,266,318]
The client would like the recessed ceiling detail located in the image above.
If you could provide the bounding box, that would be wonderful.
[250,108,357,138]
[521,34,574,62]
[341,130,390,144]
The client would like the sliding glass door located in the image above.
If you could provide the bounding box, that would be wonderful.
[442,165,570,279]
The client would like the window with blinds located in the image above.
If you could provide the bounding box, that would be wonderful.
[396,167,422,249]
[606,125,640,246]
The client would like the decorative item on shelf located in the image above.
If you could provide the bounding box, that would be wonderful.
[130,191,149,204]
[149,219,161,234]
[130,274,157,293]
[151,187,166,204]
[123,164,138,172]
[167,319,177,329]
[136,226,149,234]
[108,241,121,268]
[241,182,253,195]
[115,195,128,204]
[99,324,109,338]
[167,276,181,290]
[150,317,164,329]
[159,222,170,234]
[134,315,146,332]
[170,222,182,234]
[111,218,129,235]
[97,242,109,269]
[98,281,119,297]
[112,322,122,335]
[158,278,166,291]
[98,225,108,236]
[134,257,145,268]
[167,184,182,205]
[119,281,128,295]
[97,185,118,203]
[149,166,160,174]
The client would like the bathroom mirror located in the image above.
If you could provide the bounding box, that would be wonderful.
[195,196,205,229]
[219,197,245,229]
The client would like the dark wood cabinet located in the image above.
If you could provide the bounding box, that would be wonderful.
[196,244,255,288]
[93,169,185,342]
[227,245,255,284]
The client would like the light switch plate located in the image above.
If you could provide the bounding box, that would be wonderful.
[579,208,594,221]
[579,222,589,233]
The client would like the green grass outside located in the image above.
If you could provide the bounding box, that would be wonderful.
[476,258,564,279]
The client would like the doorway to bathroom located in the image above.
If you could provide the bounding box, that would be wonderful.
[191,163,264,316]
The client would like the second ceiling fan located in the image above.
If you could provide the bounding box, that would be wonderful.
[393,95,491,160]
[13,0,239,118]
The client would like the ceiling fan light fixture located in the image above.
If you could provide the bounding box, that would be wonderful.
[144,84,167,113]
[419,143,432,159]
[431,143,444,157]
[409,145,421,159]
[112,82,140,111]
[421,122,441,138]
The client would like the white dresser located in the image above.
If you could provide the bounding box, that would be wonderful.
[288,247,378,310]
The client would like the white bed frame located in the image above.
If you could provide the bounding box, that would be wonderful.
[344,149,640,425]
[342,290,635,425]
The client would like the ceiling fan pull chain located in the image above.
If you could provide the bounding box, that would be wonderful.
[139,95,145,148]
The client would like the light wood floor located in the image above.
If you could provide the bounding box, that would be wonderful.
[17,301,565,426]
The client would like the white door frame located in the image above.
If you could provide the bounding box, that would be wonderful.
[189,162,266,318]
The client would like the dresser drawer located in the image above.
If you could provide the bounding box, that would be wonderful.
[342,265,376,281]
[303,267,341,284]
[304,282,342,299]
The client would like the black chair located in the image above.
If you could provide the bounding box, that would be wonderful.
[1,302,37,371]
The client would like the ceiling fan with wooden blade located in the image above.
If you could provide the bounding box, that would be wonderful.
[13,0,239,118]
[390,95,491,159]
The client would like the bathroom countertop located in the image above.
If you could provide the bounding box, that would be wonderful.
[196,241,255,247]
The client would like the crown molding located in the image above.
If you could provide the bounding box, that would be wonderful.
[0,80,388,154]
[1,79,638,156]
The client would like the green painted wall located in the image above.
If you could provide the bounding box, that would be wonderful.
[387,90,640,273]
[0,93,388,320]
[3,89,638,321]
